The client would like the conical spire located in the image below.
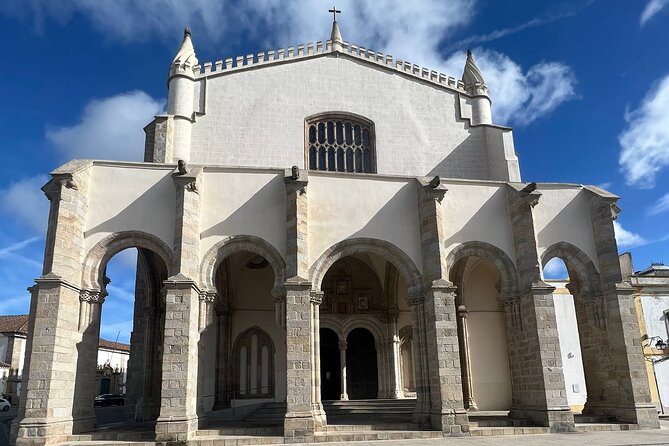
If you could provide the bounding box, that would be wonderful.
[331,20,343,45]
[172,27,199,70]
[462,49,489,96]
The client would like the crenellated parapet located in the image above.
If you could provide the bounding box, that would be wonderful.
[193,39,467,94]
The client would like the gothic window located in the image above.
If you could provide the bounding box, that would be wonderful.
[232,327,274,398]
[306,114,376,173]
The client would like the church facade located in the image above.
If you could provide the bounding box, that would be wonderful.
[11,21,660,445]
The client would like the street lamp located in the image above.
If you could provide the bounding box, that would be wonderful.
[647,336,668,351]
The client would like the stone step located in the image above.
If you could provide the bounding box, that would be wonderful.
[468,419,532,427]
[313,430,442,442]
[325,423,421,431]
[190,435,285,445]
[469,426,550,436]
[66,431,155,441]
[575,423,639,432]
[574,415,617,423]
[197,426,283,436]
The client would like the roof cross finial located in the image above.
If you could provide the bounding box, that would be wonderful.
[329,6,341,23]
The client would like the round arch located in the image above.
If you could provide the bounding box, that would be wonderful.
[320,313,386,345]
[541,241,602,297]
[200,235,286,298]
[309,238,423,301]
[81,231,173,291]
[446,241,519,299]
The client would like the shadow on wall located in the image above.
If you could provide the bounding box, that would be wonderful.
[428,130,490,180]
[536,190,594,259]
[85,174,176,243]
[200,174,286,254]
[443,187,511,254]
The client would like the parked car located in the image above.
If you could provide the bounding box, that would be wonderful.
[93,394,124,407]
[0,398,10,412]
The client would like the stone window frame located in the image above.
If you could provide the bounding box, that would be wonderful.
[304,112,377,174]
[232,326,275,399]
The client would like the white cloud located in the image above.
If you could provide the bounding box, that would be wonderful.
[0,175,50,234]
[648,192,669,216]
[640,0,669,26]
[543,257,568,279]
[46,91,164,162]
[442,49,577,125]
[618,75,669,189]
[614,221,647,248]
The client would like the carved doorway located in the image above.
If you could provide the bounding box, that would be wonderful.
[346,328,378,399]
[320,328,341,400]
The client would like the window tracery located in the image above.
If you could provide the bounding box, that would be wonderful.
[306,114,375,173]
[232,327,274,398]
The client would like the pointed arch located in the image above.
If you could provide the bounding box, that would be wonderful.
[541,242,602,297]
[81,231,173,291]
[446,241,518,299]
[309,237,423,301]
[200,235,286,298]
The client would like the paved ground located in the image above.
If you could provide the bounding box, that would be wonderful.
[1,413,667,445]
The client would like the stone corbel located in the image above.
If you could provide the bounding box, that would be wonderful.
[417,176,448,203]
[274,294,287,331]
[284,165,308,195]
[509,181,542,208]
[499,295,523,331]
[172,162,203,194]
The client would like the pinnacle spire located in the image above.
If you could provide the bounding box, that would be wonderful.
[172,26,199,69]
[462,49,489,96]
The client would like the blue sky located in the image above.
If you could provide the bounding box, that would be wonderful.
[1,0,668,343]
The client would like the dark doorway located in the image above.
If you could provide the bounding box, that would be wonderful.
[346,328,378,399]
[320,328,341,400]
[100,378,111,395]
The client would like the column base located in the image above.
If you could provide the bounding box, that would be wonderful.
[311,403,328,428]
[12,417,74,446]
[284,412,316,443]
[510,407,575,432]
[429,409,469,436]
[340,394,349,401]
[583,403,660,429]
[155,415,199,443]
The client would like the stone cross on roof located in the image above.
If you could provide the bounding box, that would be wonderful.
[329,6,341,22]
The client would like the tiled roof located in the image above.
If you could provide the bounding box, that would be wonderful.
[0,315,28,334]
[98,339,130,353]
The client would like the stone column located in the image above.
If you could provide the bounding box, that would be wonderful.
[408,297,431,426]
[213,303,232,409]
[283,168,323,440]
[339,342,349,400]
[456,305,477,410]
[505,184,574,432]
[155,165,204,441]
[416,177,468,435]
[387,313,402,399]
[155,278,201,443]
[584,189,659,428]
[72,290,106,434]
[12,162,92,446]
[284,280,317,441]
[310,292,326,423]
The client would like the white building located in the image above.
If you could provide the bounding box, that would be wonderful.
[10,19,660,445]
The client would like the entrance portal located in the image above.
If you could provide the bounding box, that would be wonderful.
[346,328,378,399]
[320,328,341,400]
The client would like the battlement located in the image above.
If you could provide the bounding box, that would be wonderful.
[194,39,466,94]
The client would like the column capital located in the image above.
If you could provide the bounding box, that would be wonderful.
[79,289,106,304]
[284,166,309,193]
[417,176,448,203]
[163,273,202,293]
[338,341,347,351]
[309,290,324,305]
[171,164,203,193]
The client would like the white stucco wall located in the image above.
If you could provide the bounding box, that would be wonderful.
[641,294,669,411]
[550,282,588,409]
[85,164,176,252]
[200,169,287,259]
[97,347,129,371]
[534,187,599,271]
[308,173,422,272]
[442,182,515,263]
[190,56,494,180]
[0,335,7,363]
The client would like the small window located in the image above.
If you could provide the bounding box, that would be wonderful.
[306,113,376,173]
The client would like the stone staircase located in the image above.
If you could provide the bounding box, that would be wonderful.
[468,413,547,436]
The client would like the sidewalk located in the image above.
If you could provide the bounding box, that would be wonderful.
[317,420,669,446]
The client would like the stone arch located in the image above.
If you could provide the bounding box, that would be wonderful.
[446,241,519,299]
[200,235,286,298]
[310,238,423,300]
[541,241,602,297]
[342,315,386,345]
[81,231,173,291]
